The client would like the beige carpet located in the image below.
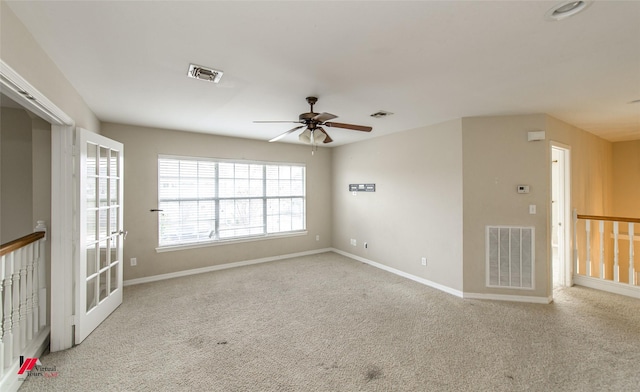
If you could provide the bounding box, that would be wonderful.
[19,252,640,391]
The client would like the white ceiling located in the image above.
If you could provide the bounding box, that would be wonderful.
[5,1,640,145]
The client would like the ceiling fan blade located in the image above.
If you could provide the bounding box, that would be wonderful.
[317,127,333,143]
[269,125,305,142]
[254,120,300,123]
[313,112,338,122]
[324,122,372,132]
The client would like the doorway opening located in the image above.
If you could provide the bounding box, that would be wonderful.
[551,143,571,289]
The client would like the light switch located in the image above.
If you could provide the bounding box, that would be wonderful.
[529,204,536,214]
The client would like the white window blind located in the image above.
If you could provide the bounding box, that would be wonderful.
[158,156,305,247]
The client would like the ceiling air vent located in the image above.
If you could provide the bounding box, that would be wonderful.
[187,63,223,83]
[370,110,393,118]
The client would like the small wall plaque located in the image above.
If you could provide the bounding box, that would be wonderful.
[349,184,376,192]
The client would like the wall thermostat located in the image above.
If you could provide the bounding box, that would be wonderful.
[517,185,530,194]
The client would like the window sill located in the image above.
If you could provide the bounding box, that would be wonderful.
[155,231,308,253]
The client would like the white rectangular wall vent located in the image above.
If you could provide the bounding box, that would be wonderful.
[486,226,535,289]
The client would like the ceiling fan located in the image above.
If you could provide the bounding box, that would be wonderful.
[254,96,372,144]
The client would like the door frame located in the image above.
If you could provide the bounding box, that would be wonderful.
[1,60,76,351]
[550,141,572,292]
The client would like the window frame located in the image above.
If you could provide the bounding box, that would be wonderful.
[156,154,306,252]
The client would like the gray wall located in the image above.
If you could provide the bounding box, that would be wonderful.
[1,1,99,133]
[462,115,550,298]
[1,107,33,243]
[32,115,52,229]
[101,122,333,281]
[332,120,464,292]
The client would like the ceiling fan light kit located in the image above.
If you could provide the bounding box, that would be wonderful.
[255,96,372,145]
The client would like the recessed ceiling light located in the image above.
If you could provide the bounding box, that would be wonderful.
[187,63,223,83]
[545,1,590,21]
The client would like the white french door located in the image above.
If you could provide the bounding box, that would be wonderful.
[76,129,124,344]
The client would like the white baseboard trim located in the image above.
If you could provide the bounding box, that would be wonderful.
[573,275,640,299]
[123,248,333,286]
[331,248,464,298]
[0,327,50,392]
[463,292,552,304]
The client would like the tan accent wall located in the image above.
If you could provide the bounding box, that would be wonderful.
[1,107,33,243]
[546,116,614,217]
[546,116,615,282]
[332,120,464,292]
[1,1,99,132]
[611,140,640,284]
[612,140,640,218]
[101,123,333,281]
[462,114,549,298]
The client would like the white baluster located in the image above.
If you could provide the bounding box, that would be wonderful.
[26,243,35,342]
[19,246,29,351]
[573,209,579,275]
[599,220,605,279]
[33,240,41,332]
[630,223,635,286]
[613,222,619,282]
[12,249,21,361]
[2,253,11,371]
[586,220,592,277]
[0,254,5,378]
[38,236,46,328]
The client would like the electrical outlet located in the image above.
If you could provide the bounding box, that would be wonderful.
[421,257,427,266]
[364,242,368,249]
[130,257,137,266]
[350,239,357,246]
[316,235,320,241]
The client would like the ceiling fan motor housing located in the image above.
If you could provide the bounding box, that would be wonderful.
[299,112,318,127]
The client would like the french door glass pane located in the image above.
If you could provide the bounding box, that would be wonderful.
[87,243,97,276]
[109,207,118,236]
[99,178,108,207]
[86,277,97,312]
[99,147,109,177]
[87,177,97,208]
[109,237,118,264]
[87,143,97,175]
[87,210,97,243]
[99,240,108,269]
[99,271,108,302]
[109,150,119,177]
[110,263,118,293]
[109,179,118,205]
[99,209,107,238]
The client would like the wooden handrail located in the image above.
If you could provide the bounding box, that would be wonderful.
[577,214,640,224]
[0,231,46,257]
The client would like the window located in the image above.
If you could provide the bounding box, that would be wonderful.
[158,156,305,247]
